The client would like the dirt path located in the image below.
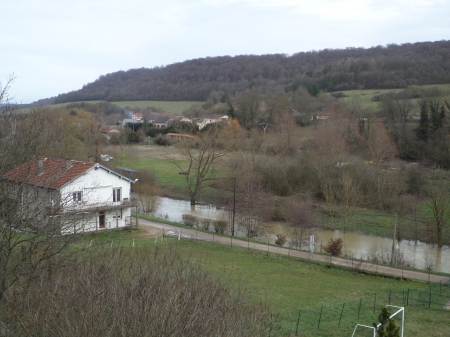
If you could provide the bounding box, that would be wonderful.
[136,218,449,284]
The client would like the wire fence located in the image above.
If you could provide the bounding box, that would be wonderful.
[85,230,450,335]
[290,285,450,335]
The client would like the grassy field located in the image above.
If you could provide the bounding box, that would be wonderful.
[107,143,450,243]
[108,143,231,199]
[335,84,450,112]
[84,230,450,336]
[44,100,202,115]
[111,100,202,115]
[317,205,450,245]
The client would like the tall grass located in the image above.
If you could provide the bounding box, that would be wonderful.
[1,243,273,336]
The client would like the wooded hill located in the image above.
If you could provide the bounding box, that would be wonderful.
[48,40,450,104]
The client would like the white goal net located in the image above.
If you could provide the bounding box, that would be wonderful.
[351,305,404,337]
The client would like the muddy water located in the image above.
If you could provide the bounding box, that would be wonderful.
[151,197,450,273]
[154,197,229,222]
[260,223,450,273]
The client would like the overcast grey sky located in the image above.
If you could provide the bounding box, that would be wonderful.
[2,0,449,103]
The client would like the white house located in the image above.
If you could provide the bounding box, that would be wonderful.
[3,157,137,234]
[195,115,229,130]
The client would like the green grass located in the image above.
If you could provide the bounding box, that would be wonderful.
[84,234,449,336]
[318,204,450,245]
[114,144,232,200]
[43,100,202,115]
[112,100,202,115]
[333,84,450,113]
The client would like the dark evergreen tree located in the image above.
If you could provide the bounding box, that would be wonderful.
[417,100,429,142]
[373,306,400,337]
[430,99,443,133]
[308,84,320,97]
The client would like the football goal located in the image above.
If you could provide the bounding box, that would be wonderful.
[351,305,404,337]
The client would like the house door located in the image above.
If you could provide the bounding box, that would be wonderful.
[99,211,105,229]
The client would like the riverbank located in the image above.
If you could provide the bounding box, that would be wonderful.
[97,219,450,336]
[136,216,450,284]
[138,196,450,272]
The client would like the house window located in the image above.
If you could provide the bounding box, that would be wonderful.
[113,188,121,202]
[113,209,123,219]
[73,191,82,203]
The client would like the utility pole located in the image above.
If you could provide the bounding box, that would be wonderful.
[391,213,397,266]
[232,175,236,236]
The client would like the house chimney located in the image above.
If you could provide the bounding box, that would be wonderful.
[88,156,93,163]
[38,157,44,175]
[65,158,72,170]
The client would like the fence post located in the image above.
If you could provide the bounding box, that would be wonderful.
[428,291,432,309]
[406,289,409,306]
[374,293,377,314]
[318,305,324,330]
[389,289,391,305]
[357,298,362,319]
[269,312,272,337]
[295,310,301,336]
[338,303,345,326]
[440,280,442,295]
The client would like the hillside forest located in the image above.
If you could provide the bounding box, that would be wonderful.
[39,40,450,104]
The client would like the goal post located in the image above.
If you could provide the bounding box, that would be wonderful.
[351,324,376,337]
[351,305,404,337]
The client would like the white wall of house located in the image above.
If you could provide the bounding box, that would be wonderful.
[60,166,132,209]
[60,207,133,234]
[58,166,134,234]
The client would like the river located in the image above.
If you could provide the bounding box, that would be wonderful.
[149,196,450,273]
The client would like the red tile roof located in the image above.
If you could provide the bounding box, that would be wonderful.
[3,158,95,190]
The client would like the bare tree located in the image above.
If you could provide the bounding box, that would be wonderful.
[423,248,435,283]
[322,179,339,230]
[338,171,360,232]
[0,78,94,327]
[367,121,398,169]
[135,182,160,214]
[173,125,228,205]
[235,90,262,129]
[284,198,317,249]
[424,177,450,248]
[235,170,267,238]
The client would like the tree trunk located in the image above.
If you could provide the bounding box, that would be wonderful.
[437,226,443,248]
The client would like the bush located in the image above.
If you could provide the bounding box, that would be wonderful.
[153,133,173,146]
[182,214,198,227]
[275,234,287,246]
[200,218,212,231]
[213,220,228,234]
[2,246,274,336]
[323,238,343,256]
